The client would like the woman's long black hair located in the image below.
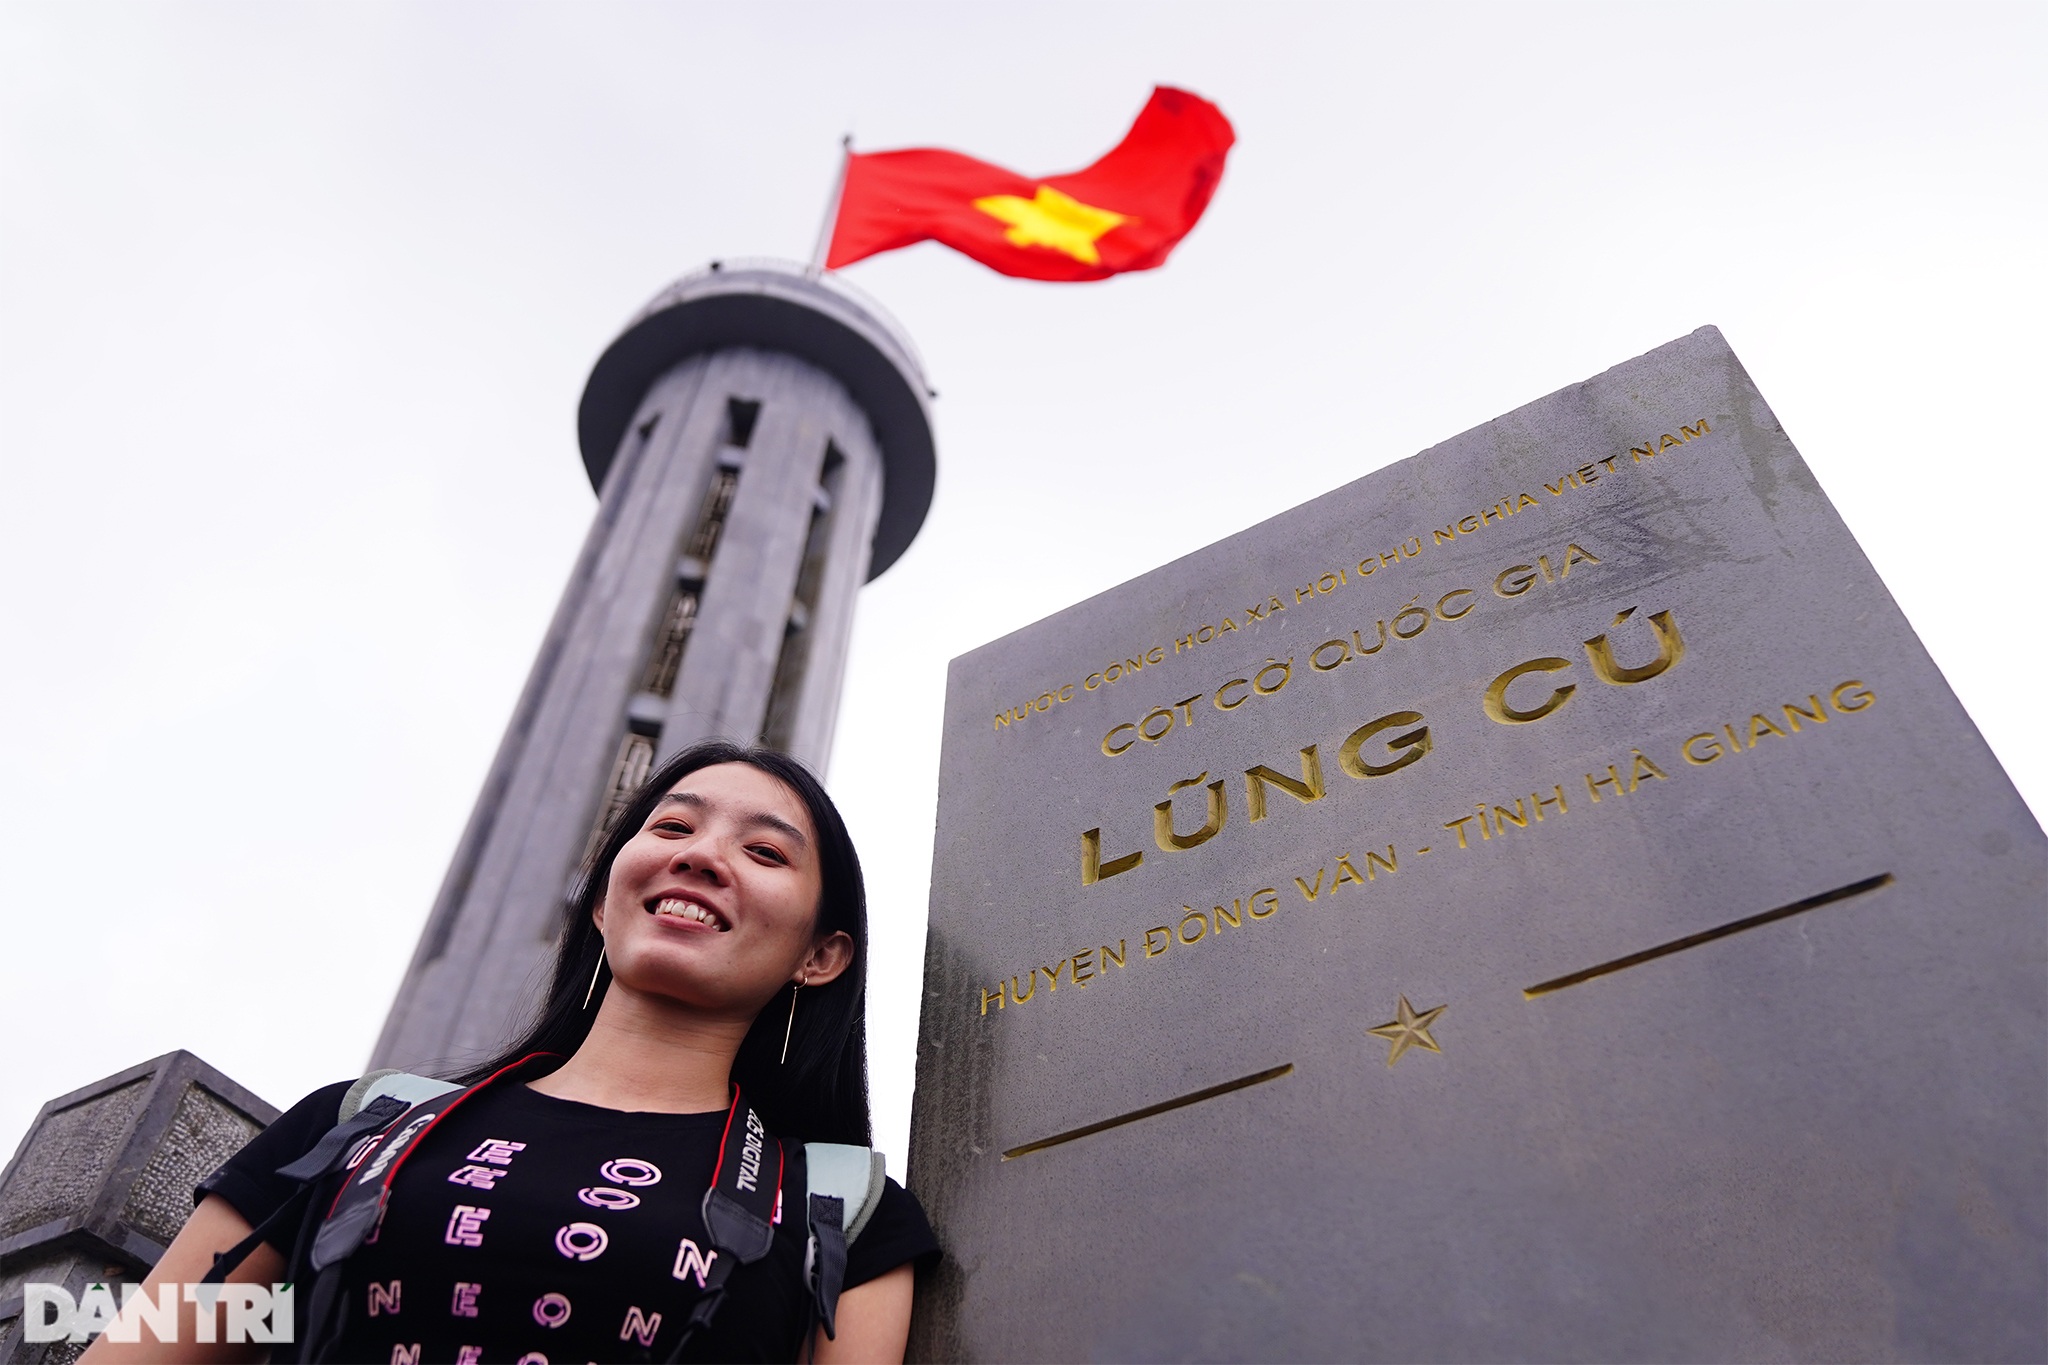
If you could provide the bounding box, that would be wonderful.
[456,740,872,1145]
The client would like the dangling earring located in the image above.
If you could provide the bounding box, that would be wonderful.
[780,978,803,1064]
[583,948,607,1010]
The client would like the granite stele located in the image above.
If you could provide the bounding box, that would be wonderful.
[906,327,2046,1363]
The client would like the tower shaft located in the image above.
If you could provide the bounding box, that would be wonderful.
[372,264,931,1071]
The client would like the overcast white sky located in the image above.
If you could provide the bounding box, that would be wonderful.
[3,2,2042,1171]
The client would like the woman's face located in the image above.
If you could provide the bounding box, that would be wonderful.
[595,762,843,1019]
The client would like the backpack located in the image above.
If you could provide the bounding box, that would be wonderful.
[203,1061,886,1362]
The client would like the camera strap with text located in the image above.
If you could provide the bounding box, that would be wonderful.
[662,1083,784,1361]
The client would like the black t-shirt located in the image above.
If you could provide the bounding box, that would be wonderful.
[198,1080,937,1364]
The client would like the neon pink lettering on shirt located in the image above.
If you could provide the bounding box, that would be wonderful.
[444,1205,490,1248]
[467,1139,527,1166]
[620,1306,662,1347]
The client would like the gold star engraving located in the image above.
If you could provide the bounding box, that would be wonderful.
[1368,995,1446,1068]
[972,186,1130,265]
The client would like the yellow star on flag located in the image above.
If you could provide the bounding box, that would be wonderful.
[972,186,1131,265]
[1368,995,1447,1068]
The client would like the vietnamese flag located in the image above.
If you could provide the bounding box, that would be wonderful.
[823,87,1234,282]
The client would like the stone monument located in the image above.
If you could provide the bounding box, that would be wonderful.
[908,326,2046,1361]
[0,1054,278,1363]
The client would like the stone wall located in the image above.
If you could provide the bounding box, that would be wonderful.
[0,1053,276,1363]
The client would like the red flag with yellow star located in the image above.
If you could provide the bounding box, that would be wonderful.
[823,87,1234,281]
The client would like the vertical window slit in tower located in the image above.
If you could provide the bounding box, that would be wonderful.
[761,442,844,750]
[639,588,698,698]
[686,467,740,562]
[582,731,656,868]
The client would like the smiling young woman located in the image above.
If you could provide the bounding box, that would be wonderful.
[84,742,936,1364]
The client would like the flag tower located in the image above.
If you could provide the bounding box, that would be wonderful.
[370,261,935,1071]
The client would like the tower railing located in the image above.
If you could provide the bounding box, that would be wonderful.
[631,256,935,397]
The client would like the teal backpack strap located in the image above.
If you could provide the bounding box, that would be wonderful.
[338,1069,460,1123]
[804,1142,887,1242]
[800,1143,883,1341]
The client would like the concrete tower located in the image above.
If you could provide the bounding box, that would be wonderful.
[370,261,935,1071]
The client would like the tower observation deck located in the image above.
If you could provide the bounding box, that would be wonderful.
[371,261,935,1071]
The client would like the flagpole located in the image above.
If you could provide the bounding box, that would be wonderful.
[808,135,853,277]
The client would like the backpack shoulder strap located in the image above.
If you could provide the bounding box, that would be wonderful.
[796,1143,882,1343]
[201,1075,455,1299]
[301,1060,549,1361]
[803,1143,886,1243]
[338,1069,460,1123]
[199,1092,413,1292]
